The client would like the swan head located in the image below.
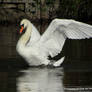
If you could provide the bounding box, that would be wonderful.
[20,19,31,34]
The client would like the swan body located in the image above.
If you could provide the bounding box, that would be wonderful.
[16,19,92,67]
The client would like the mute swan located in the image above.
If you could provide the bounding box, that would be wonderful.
[16,19,92,67]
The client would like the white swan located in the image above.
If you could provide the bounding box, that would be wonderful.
[16,19,92,67]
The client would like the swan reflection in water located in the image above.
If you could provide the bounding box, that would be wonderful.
[17,68,64,92]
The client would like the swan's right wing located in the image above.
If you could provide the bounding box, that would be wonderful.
[39,19,92,58]
[64,20,92,39]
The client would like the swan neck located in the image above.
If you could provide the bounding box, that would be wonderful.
[18,23,32,47]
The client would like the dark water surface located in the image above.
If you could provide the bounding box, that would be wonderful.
[0,67,92,92]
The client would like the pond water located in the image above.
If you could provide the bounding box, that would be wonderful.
[0,66,92,92]
[17,68,64,92]
[16,67,92,92]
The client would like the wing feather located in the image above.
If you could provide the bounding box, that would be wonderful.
[39,19,92,57]
[65,21,92,39]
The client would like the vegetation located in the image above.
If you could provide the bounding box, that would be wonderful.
[0,0,92,23]
[57,0,92,22]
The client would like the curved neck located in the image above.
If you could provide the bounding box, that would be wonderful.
[17,22,32,47]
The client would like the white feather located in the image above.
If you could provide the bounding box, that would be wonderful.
[53,57,65,67]
[16,19,92,67]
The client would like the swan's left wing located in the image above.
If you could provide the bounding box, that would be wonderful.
[39,19,92,57]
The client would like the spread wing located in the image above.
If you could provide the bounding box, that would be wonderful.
[39,19,92,57]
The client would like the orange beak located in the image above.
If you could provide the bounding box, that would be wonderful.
[20,26,24,34]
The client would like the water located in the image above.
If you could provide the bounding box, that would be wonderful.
[16,67,92,92]
[17,68,64,92]
[0,66,92,92]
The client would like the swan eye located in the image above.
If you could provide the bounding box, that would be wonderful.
[21,24,24,27]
